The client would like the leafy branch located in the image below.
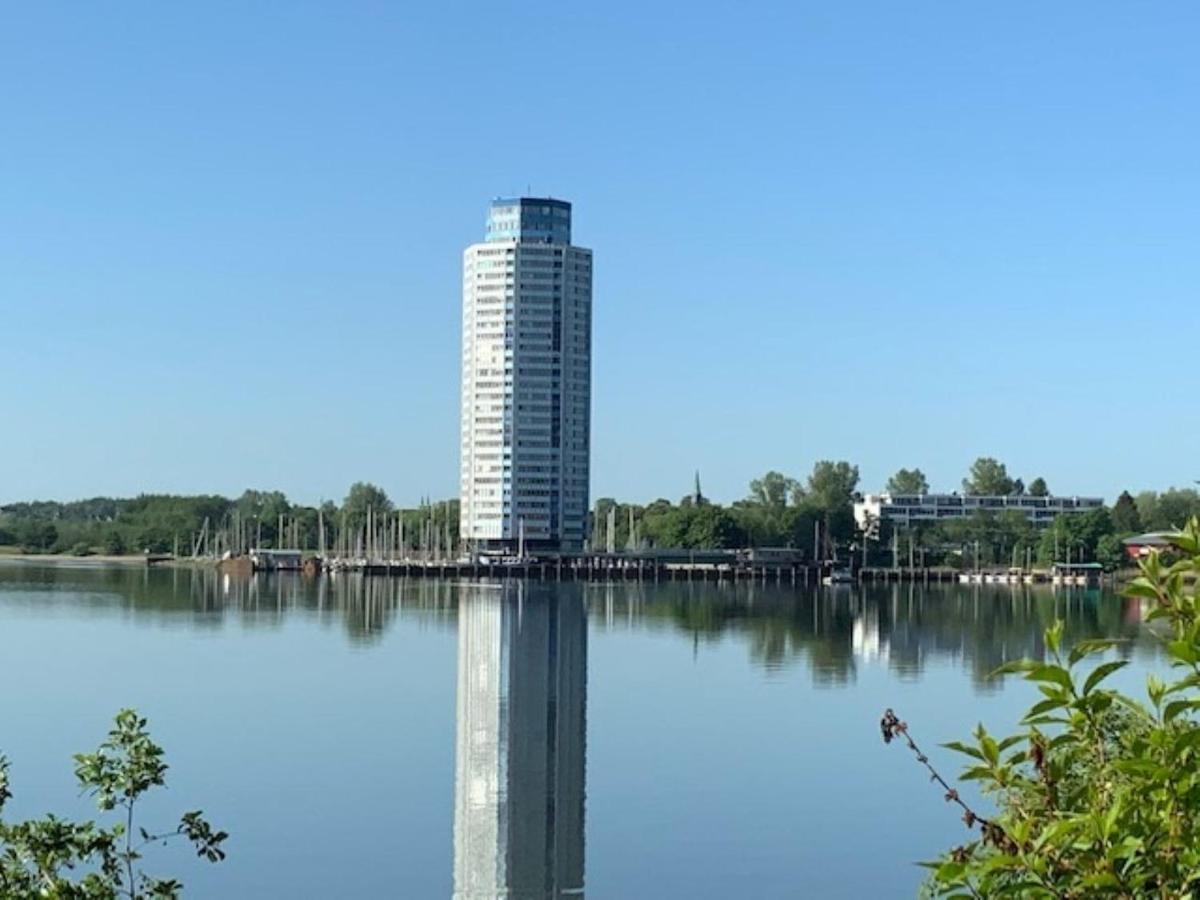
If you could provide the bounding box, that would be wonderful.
[0,710,227,898]
[884,518,1200,899]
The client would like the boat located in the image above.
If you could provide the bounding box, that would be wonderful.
[823,567,854,586]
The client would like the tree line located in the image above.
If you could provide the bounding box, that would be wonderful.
[593,457,1200,570]
[4,457,1199,566]
[0,483,458,557]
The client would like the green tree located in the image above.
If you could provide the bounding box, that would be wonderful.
[1095,532,1127,570]
[103,528,128,555]
[235,490,292,546]
[1152,488,1200,530]
[802,460,860,549]
[1036,509,1114,565]
[1134,491,1159,530]
[0,709,226,897]
[889,520,1200,898]
[1111,490,1142,535]
[886,468,929,495]
[1027,477,1049,497]
[682,505,744,548]
[962,457,1015,496]
[16,521,57,552]
[747,471,799,510]
[342,482,393,531]
[807,460,859,511]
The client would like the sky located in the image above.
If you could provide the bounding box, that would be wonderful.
[2,2,1198,508]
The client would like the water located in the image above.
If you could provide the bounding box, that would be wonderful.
[0,564,1163,898]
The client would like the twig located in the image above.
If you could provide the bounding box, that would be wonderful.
[880,709,1002,841]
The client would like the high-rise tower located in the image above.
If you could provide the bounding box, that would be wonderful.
[460,198,592,552]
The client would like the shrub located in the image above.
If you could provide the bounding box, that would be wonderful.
[886,518,1200,898]
[103,529,128,555]
[0,710,227,897]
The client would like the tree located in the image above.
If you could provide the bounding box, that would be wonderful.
[342,482,393,531]
[1095,532,1127,570]
[1111,490,1142,535]
[1027,477,1049,497]
[807,460,859,511]
[1036,509,1114,564]
[1134,491,1159,530]
[682,505,744,548]
[886,468,929,495]
[962,457,1015,496]
[1152,488,1200,531]
[235,490,291,546]
[0,709,226,897]
[103,528,128,555]
[804,461,860,550]
[15,520,57,551]
[887,520,1200,897]
[747,471,798,510]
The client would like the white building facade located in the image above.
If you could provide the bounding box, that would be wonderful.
[855,493,1104,533]
[460,198,592,552]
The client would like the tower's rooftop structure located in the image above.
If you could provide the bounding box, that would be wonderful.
[485,197,572,244]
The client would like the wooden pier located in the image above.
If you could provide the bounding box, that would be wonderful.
[321,554,827,585]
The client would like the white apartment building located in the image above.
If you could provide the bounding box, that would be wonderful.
[460,198,592,552]
[855,492,1105,533]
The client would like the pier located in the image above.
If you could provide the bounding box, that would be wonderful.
[319,552,827,585]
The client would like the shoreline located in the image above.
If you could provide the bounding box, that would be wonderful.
[0,552,158,566]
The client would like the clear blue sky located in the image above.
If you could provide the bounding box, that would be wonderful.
[3,2,1197,507]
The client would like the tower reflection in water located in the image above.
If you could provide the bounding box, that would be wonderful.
[453,582,587,899]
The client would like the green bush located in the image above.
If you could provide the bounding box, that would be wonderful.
[103,529,128,555]
[0,710,226,897]
[70,541,94,557]
[888,518,1200,898]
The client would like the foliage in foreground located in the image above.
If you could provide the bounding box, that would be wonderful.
[0,710,226,898]
[886,518,1200,898]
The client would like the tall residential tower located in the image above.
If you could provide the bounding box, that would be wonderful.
[460,198,592,553]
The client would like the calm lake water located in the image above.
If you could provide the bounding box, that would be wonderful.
[0,563,1163,898]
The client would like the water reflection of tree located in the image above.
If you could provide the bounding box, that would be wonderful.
[0,568,1158,687]
[0,565,460,641]
[587,582,1155,689]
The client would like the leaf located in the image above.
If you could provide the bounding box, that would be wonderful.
[1023,715,1070,726]
[1102,799,1122,840]
[1083,660,1129,696]
[1163,699,1200,723]
[1068,638,1125,667]
[1173,728,1200,755]
[935,860,966,882]
[990,659,1038,679]
[1045,621,1064,655]
[1167,640,1200,666]
[1024,698,1068,720]
[980,734,1000,767]
[996,734,1025,752]
[941,740,985,761]
[1025,664,1074,692]
[1123,579,1162,602]
[960,765,996,782]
